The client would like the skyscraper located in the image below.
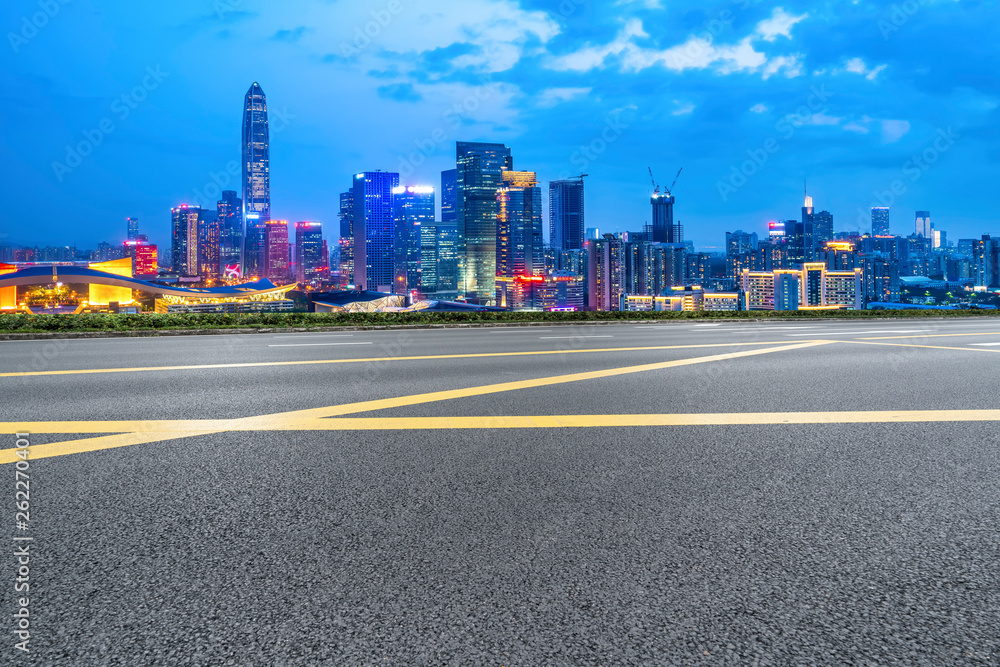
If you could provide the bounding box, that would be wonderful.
[294,221,323,283]
[217,190,243,276]
[126,217,139,241]
[393,185,435,293]
[171,205,202,276]
[549,177,585,252]
[338,191,354,286]
[872,207,890,236]
[441,169,457,223]
[263,220,290,283]
[456,141,512,303]
[651,191,678,243]
[813,210,834,247]
[915,211,931,238]
[242,82,270,276]
[496,171,543,278]
[352,171,400,291]
[198,210,221,279]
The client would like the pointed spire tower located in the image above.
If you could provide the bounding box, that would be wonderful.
[242,82,270,276]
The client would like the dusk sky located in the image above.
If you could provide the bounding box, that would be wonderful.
[2,0,997,252]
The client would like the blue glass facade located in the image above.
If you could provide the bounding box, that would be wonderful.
[352,172,399,291]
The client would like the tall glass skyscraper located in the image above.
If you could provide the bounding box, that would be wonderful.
[126,217,139,241]
[651,192,678,243]
[915,211,932,238]
[393,186,435,293]
[171,205,203,276]
[456,141,512,304]
[217,190,242,275]
[549,178,585,252]
[242,82,270,276]
[352,171,400,291]
[871,207,890,236]
[338,191,354,286]
[441,169,457,223]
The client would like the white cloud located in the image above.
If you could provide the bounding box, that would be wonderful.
[755,8,809,42]
[616,0,664,7]
[672,101,695,116]
[843,57,888,80]
[750,103,768,113]
[880,119,911,143]
[536,87,592,107]
[843,122,870,134]
[546,8,807,79]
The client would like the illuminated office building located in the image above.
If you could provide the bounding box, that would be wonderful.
[171,205,202,276]
[242,82,270,276]
[456,141,512,303]
[915,211,932,238]
[871,207,890,236]
[393,185,435,293]
[586,234,625,311]
[263,220,290,282]
[126,217,139,241]
[441,169,457,223]
[813,210,833,247]
[352,171,400,291]
[294,221,324,283]
[495,170,543,303]
[741,266,863,311]
[339,191,354,286]
[218,190,243,275]
[199,211,221,279]
[651,190,680,243]
[549,177,585,252]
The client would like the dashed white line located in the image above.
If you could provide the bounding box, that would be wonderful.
[268,342,374,347]
[539,336,615,339]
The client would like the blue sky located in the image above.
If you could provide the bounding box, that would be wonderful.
[1,0,997,252]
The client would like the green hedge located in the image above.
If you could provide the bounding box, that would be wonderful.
[0,308,997,333]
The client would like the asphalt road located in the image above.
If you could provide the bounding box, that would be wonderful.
[2,318,1000,665]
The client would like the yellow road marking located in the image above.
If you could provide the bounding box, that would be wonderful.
[0,341,830,463]
[859,332,1000,340]
[0,340,809,379]
[244,341,833,421]
[5,409,1000,464]
[844,341,1000,353]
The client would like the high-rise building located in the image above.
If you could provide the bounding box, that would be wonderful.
[242,82,270,277]
[456,141,512,303]
[786,220,814,266]
[813,211,833,247]
[915,211,931,238]
[198,210,221,279]
[393,185,435,293]
[294,221,324,283]
[218,191,243,276]
[123,240,157,276]
[441,169,457,223]
[549,177,586,252]
[126,217,139,241]
[495,171,543,308]
[352,171,400,291]
[435,224,459,296]
[651,191,678,243]
[263,220,290,283]
[171,205,202,275]
[586,234,625,311]
[872,207,890,236]
[338,191,354,286]
[496,171,543,278]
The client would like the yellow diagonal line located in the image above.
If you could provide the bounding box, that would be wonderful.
[0,341,798,379]
[254,340,832,421]
[843,341,1000,353]
[0,341,830,463]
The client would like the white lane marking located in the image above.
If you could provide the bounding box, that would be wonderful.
[271,334,354,338]
[692,324,723,327]
[268,342,374,347]
[786,330,933,336]
[539,336,615,339]
[969,342,1000,346]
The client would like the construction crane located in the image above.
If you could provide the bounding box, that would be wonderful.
[647,167,659,196]
[664,167,683,197]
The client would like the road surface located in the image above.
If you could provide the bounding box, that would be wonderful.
[2,318,1000,664]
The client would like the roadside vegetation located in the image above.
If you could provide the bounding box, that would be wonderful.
[0,308,998,335]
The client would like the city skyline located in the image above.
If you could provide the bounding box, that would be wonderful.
[2,1,998,253]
